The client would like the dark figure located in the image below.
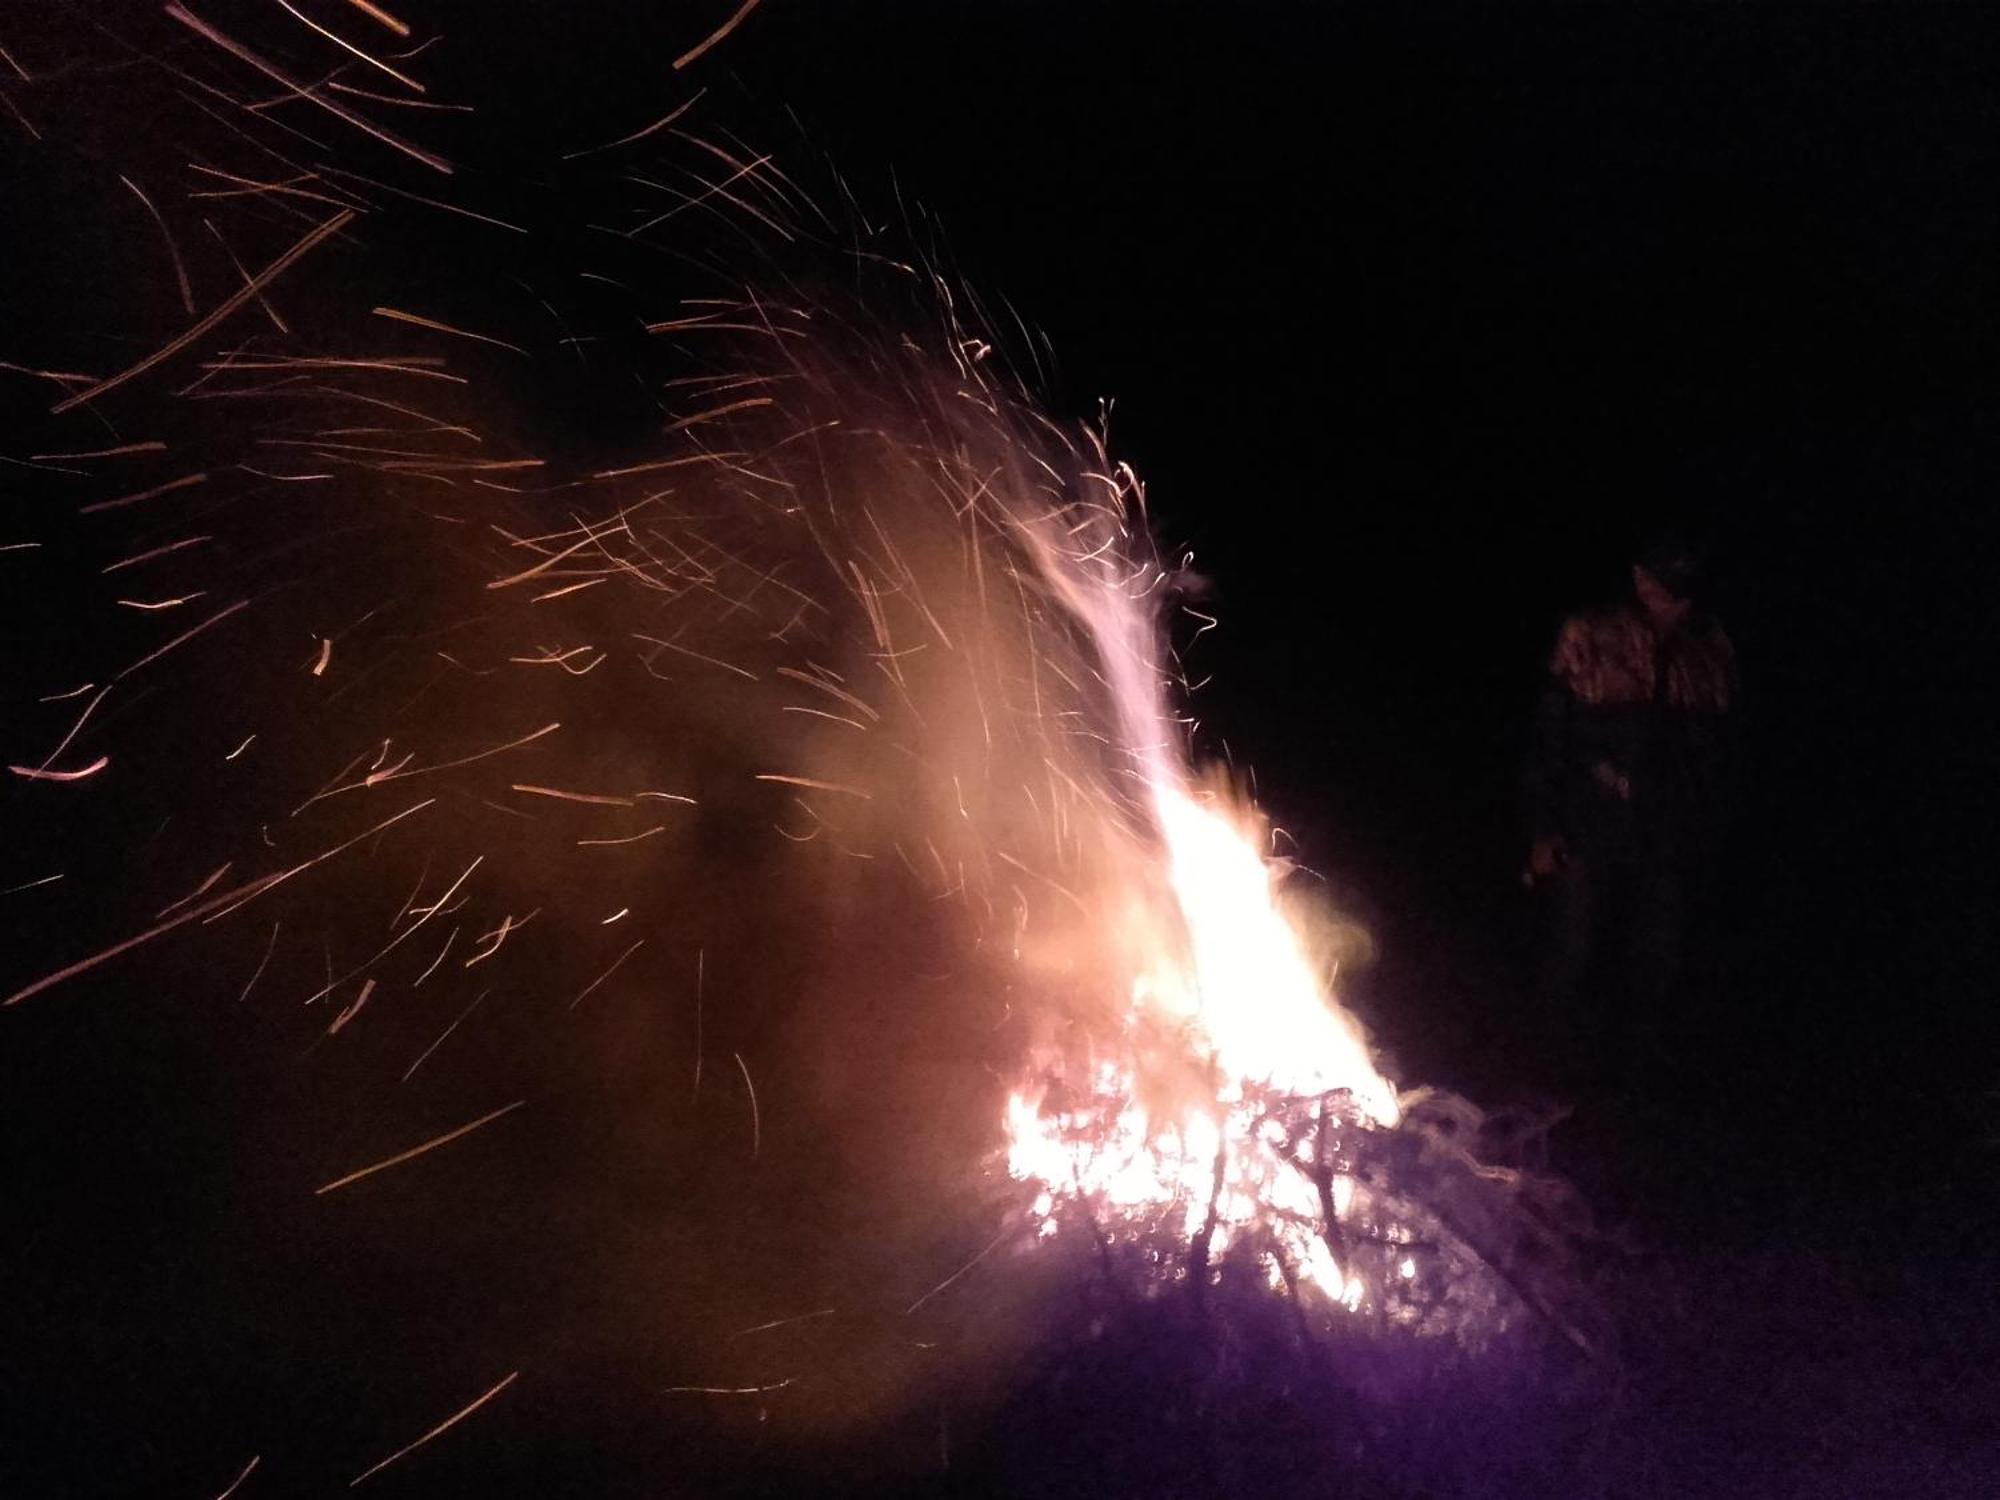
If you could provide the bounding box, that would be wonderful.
[1525,541,1737,1084]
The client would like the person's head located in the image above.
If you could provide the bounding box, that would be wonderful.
[1632,537,1701,627]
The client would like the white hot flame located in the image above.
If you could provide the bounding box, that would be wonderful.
[1003,778,1399,1302]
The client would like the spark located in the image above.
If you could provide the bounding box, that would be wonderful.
[347,1370,520,1487]
[733,1050,760,1159]
[662,394,774,433]
[1,873,62,896]
[600,908,629,924]
[299,858,479,1011]
[390,857,434,928]
[402,988,486,1080]
[905,1220,1017,1315]
[29,683,109,775]
[633,633,759,680]
[79,472,210,515]
[576,825,665,846]
[411,927,458,985]
[119,175,196,316]
[781,705,869,730]
[220,356,457,381]
[9,757,110,783]
[225,734,257,760]
[487,521,630,591]
[731,1308,835,1339]
[272,0,426,95]
[186,164,357,213]
[31,441,168,462]
[208,1455,260,1500]
[327,977,377,1034]
[117,593,205,611]
[590,451,739,480]
[204,219,290,332]
[0,541,40,553]
[51,209,357,414]
[341,0,411,36]
[237,922,281,1003]
[314,165,528,233]
[568,939,644,1010]
[672,0,765,69]
[116,599,251,683]
[162,6,452,174]
[311,637,332,676]
[510,784,633,807]
[371,306,524,354]
[103,535,213,573]
[530,577,605,602]
[663,1378,794,1397]
[636,790,698,804]
[753,773,871,798]
[333,722,559,792]
[204,798,439,925]
[771,668,864,714]
[313,1099,525,1196]
[158,862,233,918]
[239,466,332,480]
[32,442,168,461]
[0,358,92,389]
[4,798,435,1007]
[691,948,704,1103]
[0,86,39,141]
[626,151,782,240]
[463,910,536,967]
[402,857,483,925]
[327,81,474,113]
[298,385,479,436]
[509,645,606,674]
[562,90,705,160]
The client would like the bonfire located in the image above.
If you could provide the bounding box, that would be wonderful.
[1,5,1605,1491]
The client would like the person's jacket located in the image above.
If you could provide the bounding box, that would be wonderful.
[1526,601,1737,860]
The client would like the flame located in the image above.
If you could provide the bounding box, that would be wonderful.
[1003,777,1399,1304]
[1149,784,1396,1122]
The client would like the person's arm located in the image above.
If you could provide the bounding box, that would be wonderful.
[1524,616,1583,877]
[1711,623,1743,839]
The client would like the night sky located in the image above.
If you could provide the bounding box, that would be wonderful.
[3,2,1996,1494]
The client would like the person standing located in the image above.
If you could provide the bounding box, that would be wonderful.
[1525,539,1738,1084]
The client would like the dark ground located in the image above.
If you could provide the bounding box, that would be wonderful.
[5,2,1997,1494]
